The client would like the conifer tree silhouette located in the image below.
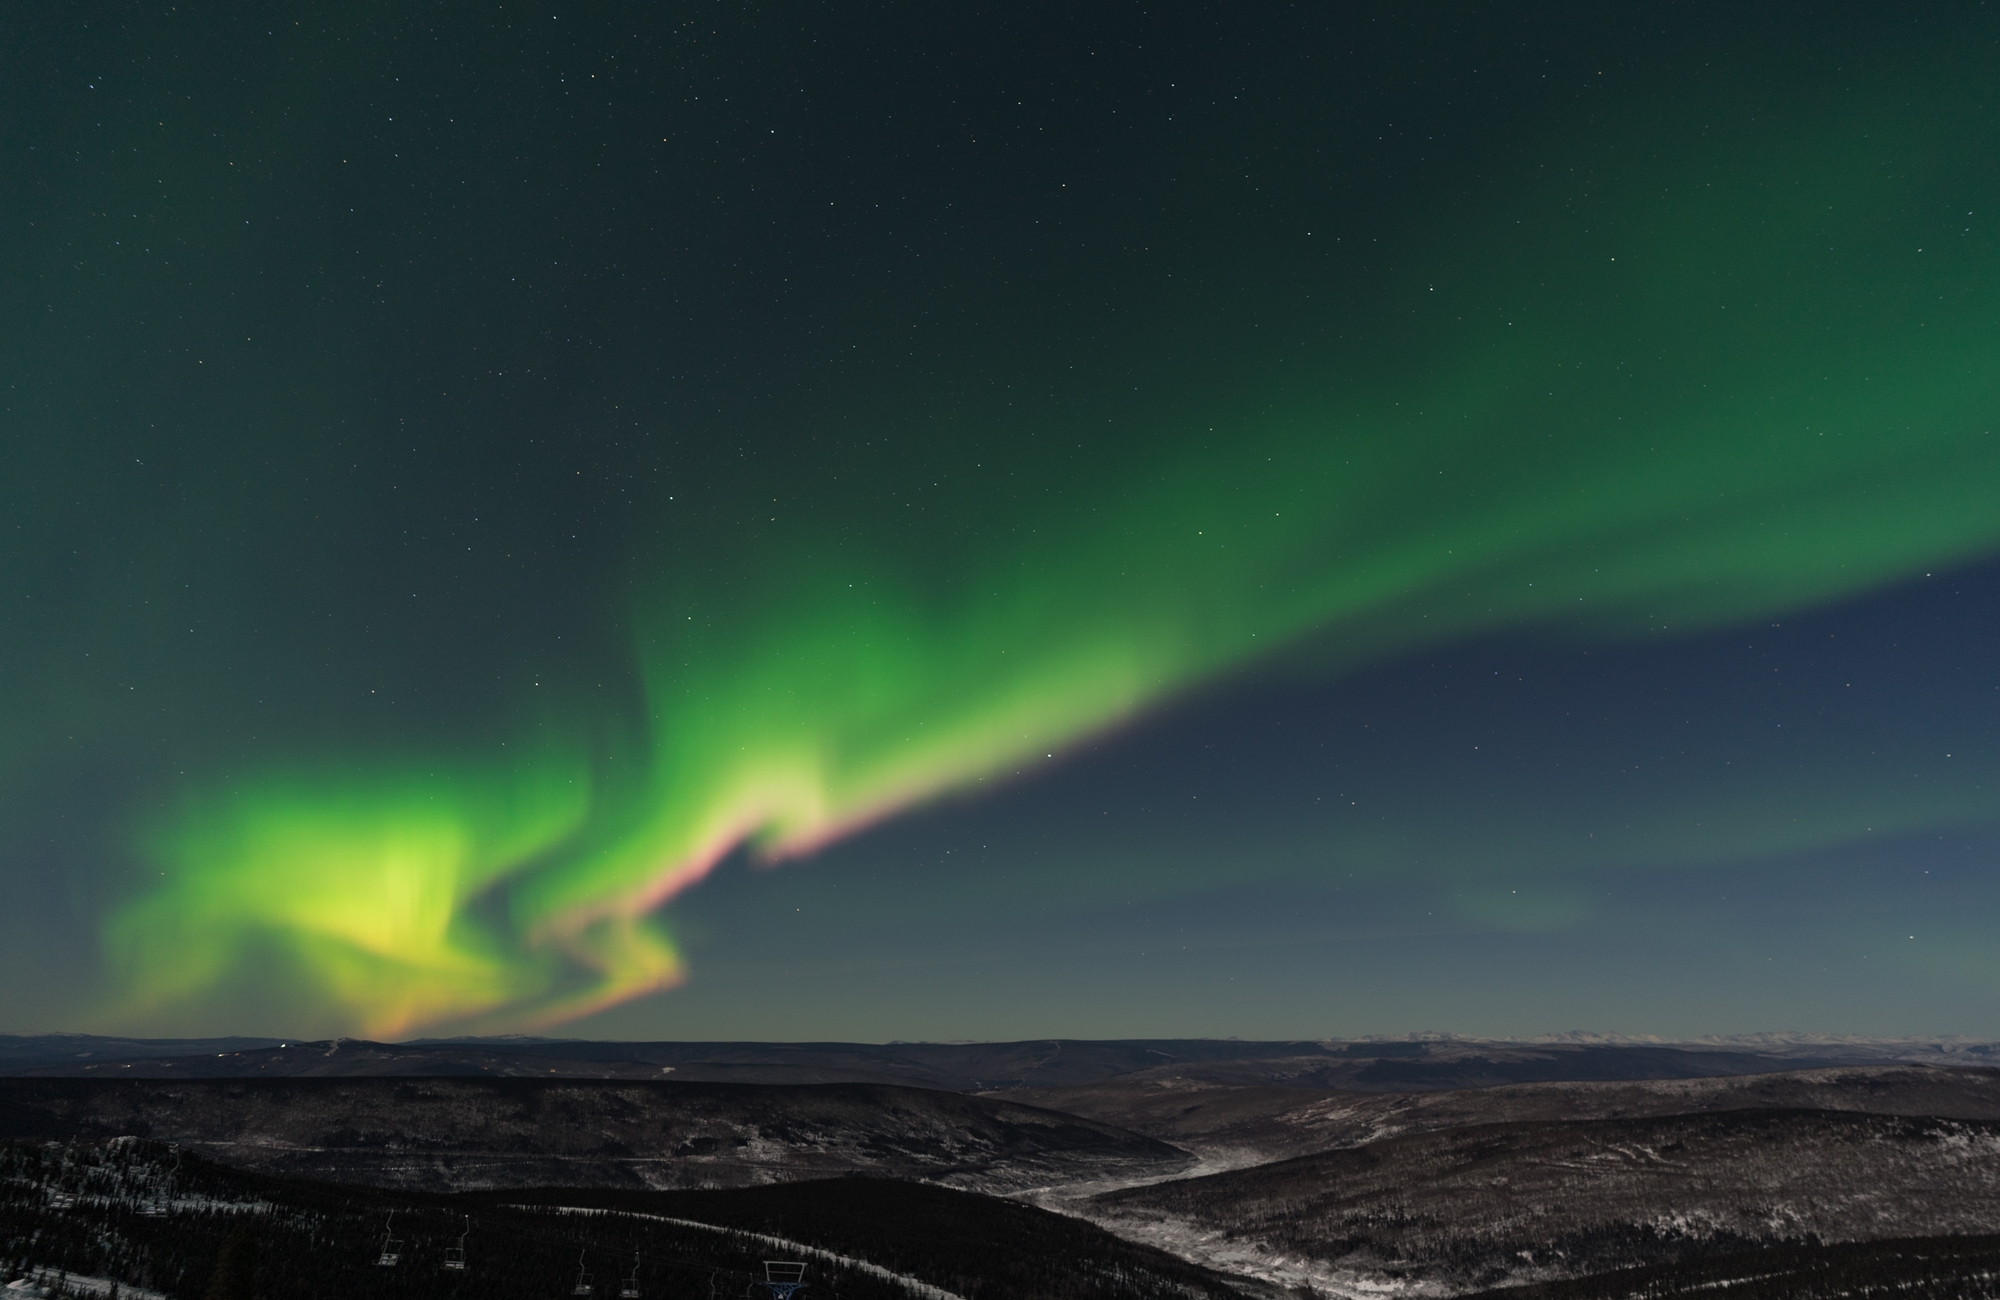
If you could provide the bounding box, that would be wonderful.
[203,1227,256,1300]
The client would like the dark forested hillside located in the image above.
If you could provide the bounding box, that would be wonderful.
[1009,1065,2000,1164]
[1462,1233,2000,1300]
[1092,1108,2000,1293]
[0,1078,1188,1193]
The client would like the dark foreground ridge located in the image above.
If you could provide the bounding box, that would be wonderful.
[475,1181,1251,1300]
[0,1077,1191,1193]
[1,1137,1252,1300]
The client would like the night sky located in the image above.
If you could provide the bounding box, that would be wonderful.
[5,3,1998,1039]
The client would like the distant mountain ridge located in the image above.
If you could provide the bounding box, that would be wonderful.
[6,1033,1993,1091]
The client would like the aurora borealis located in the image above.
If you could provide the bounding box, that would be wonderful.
[5,4,1999,1038]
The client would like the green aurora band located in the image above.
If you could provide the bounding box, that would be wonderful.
[100,53,2000,1035]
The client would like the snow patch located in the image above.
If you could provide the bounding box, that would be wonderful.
[6,1269,168,1300]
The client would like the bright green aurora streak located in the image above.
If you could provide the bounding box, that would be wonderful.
[104,64,2000,1036]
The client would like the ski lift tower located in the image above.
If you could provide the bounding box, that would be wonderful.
[754,1262,807,1300]
[375,1212,404,1267]
[144,1148,182,1218]
[444,1216,470,1271]
[571,1249,595,1297]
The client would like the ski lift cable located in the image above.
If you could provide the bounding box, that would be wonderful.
[530,1207,895,1299]
[484,1204,806,1286]
[340,1199,879,1298]
[323,1201,745,1283]
[496,1209,773,1285]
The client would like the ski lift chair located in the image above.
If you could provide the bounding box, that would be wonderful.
[375,1211,404,1267]
[756,1262,807,1300]
[444,1216,470,1271]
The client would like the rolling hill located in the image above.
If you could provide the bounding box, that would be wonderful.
[1091,1108,2000,1294]
[0,1077,1190,1193]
